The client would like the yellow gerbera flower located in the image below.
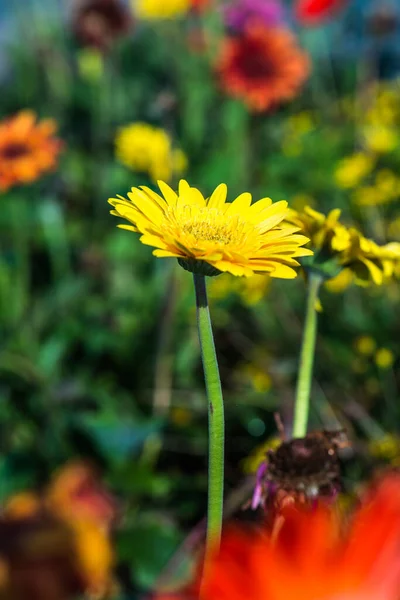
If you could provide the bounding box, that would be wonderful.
[109,180,313,277]
[286,206,350,253]
[286,206,400,286]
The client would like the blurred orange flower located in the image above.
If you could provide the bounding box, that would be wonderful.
[1,462,117,600]
[0,110,62,192]
[162,473,400,600]
[215,25,310,112]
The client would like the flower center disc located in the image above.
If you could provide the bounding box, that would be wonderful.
[2,143,30,160]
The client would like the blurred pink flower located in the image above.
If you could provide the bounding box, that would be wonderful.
[224,0,284,32]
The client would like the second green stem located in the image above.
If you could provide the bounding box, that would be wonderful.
[292,272,322,439]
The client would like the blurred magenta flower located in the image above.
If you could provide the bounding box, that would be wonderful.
[224,0,284,32]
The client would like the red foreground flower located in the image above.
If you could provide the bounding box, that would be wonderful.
[295,0,348,26]
[160,473,400,600]
[215,25,310,112]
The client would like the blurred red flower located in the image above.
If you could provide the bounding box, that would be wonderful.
[159,472,400,600]
[215,25,310,112]
[191,0,210,12]
[295,0,348,25]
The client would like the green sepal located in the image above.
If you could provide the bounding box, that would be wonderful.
[177,258,222,277]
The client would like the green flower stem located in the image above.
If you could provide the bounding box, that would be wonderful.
[193,273,225,559]
[292,272,323,439]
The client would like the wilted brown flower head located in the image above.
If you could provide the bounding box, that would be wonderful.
[251,430,348,512]
[72,0,132,51]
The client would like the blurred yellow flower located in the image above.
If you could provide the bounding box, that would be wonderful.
[369,434,400,463]
[109,180,313,277]
[241,363,272,393]
[286,206,400,287]
[365,83,399,126]
[352,170,400,207]
[334,153,374,188]
[354,335,376,356]
[241,436,281,474]
[342,232,400,286]
[209,273,270,305]
[286,206,349,253]
[363,126,397,154]
[375,347,395,369]
[135,0,189,19]
[287,111,315,135]
[115,122,187,182]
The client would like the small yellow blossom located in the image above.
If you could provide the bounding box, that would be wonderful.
[354,335,376,356]
[109,180,313,277]
[375,347,395,369]
[241,363,272,393]
[352,170,400,207]
[209,273,270,305]
[363,126,397,154]
[364,83,399,126]
[135,0,190,19]
[334,153,374,188]
[286,111,315,135]
[241,436,281,474]
[115,122,187,182]
[369,434,400,462]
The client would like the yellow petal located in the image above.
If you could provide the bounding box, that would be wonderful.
[248,197,273,215]
[117,224,138,232]
[269,264,297,278]
[127,188,164,226]
[207,184,228,208]
[225,192,252,215]
[158,180,178,206]
[153,249,183,258]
